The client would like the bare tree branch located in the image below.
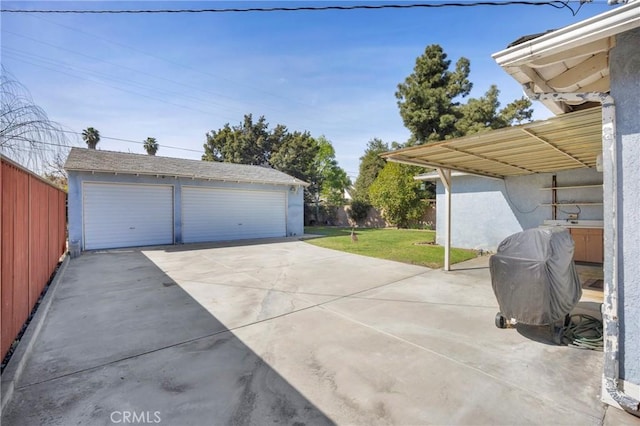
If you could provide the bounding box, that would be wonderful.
[1,66,77,173]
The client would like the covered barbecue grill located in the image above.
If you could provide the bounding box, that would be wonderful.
[490,227,582,329]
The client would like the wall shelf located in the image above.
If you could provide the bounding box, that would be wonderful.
[540,184,603,190]
[540,202,603,206]
[542,177,603,220]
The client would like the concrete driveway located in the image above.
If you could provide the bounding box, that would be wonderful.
[1,238,633,425]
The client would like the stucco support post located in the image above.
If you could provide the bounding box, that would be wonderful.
[523,83,640,415]
[437,168,452,271]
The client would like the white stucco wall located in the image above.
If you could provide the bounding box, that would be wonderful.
[67,171,305,250]
[435,168,604,251]
[611,27,640,386]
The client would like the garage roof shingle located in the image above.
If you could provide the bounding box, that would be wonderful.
[64,148,309,187]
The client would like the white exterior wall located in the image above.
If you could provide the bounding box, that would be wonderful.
[611,27,640,387]
[435,168,604,251]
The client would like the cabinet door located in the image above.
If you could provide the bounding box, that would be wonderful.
[570,228,588,262]
[570,228,603,263]
[586,228,603,263]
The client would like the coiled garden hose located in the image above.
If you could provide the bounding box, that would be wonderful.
[562,314,603,351]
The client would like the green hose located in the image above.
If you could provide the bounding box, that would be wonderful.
[562,314,603,351]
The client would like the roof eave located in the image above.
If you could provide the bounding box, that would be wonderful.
[492,2,640,68]
[65,168,310,187]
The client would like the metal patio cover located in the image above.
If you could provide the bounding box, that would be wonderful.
[381,107,602,179]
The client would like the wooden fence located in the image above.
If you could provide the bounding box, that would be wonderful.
[1,156,67,360]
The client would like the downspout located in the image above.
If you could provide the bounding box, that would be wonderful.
[523,83,640,415]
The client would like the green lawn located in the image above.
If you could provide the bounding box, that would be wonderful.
[304,226,477,269]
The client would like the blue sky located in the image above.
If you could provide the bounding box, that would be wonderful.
[2,1,612,179]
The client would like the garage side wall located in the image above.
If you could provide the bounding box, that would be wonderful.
[68,171,304,250]
[286,186,304,237]
[435,168,603,251]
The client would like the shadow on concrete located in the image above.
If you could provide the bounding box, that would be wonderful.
[152,236,306,253]
[450,265,490,272]
[1,251,333,426]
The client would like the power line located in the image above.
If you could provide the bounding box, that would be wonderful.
[4,31,246,110]
[20,14,343,121]
[61,130,204,153]
[0,2,586,16]
[3,29,337,130]
[4,54,241,122]
[2,46,242,120]
[2,132,202,154]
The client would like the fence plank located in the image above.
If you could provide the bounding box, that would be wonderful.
[13,169,30,341]
[2,163,16,358]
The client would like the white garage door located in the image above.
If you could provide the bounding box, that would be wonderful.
[83,183,174,250]
[182,187,287,243]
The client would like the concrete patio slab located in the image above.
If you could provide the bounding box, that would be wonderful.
[16,252,227,387]
[2,238,639,425]
[232,306,597,425]
[176,279,334,327]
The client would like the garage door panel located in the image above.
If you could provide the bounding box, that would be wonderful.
[183,187,286,243]
[83,184,173,250]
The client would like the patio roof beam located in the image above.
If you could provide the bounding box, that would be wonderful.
[438,144,535,174]
[520,128,590,167]
[385,155,505,180]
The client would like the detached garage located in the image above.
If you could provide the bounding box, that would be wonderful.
[65,148,307,252]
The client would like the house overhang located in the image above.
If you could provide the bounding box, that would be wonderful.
[65,168,310,188]
[381,107,602,179]
[492,1,640,114]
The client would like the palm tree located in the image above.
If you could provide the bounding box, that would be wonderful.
[143,137,159,155]
[82,127,100,149]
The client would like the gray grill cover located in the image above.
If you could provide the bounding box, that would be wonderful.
[489,227,582,325]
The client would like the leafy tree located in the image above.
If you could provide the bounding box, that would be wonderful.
[82,127,100,149]
[455,85,533,135]
[269,129,319,185]
[202,123,235,161]
[369,162,425,228]
[314,136,351,207]
[202,114,271,165]
[396,45,472,144]
[348,199,370,225]
[353,138,389,203]
[395,44,532,144]
[143,137,159,155]
[202,116,350,220]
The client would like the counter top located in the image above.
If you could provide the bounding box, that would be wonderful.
[542,220,604,229]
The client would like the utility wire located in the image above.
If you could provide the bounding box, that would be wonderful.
[21,14,342,119]
[1,2,587,16]
[4,54,240,122]
[4,31,245,109]
[2,46,241,119]
[60,130,204,153]
[17,131,204,154]
[3,31,337,130]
